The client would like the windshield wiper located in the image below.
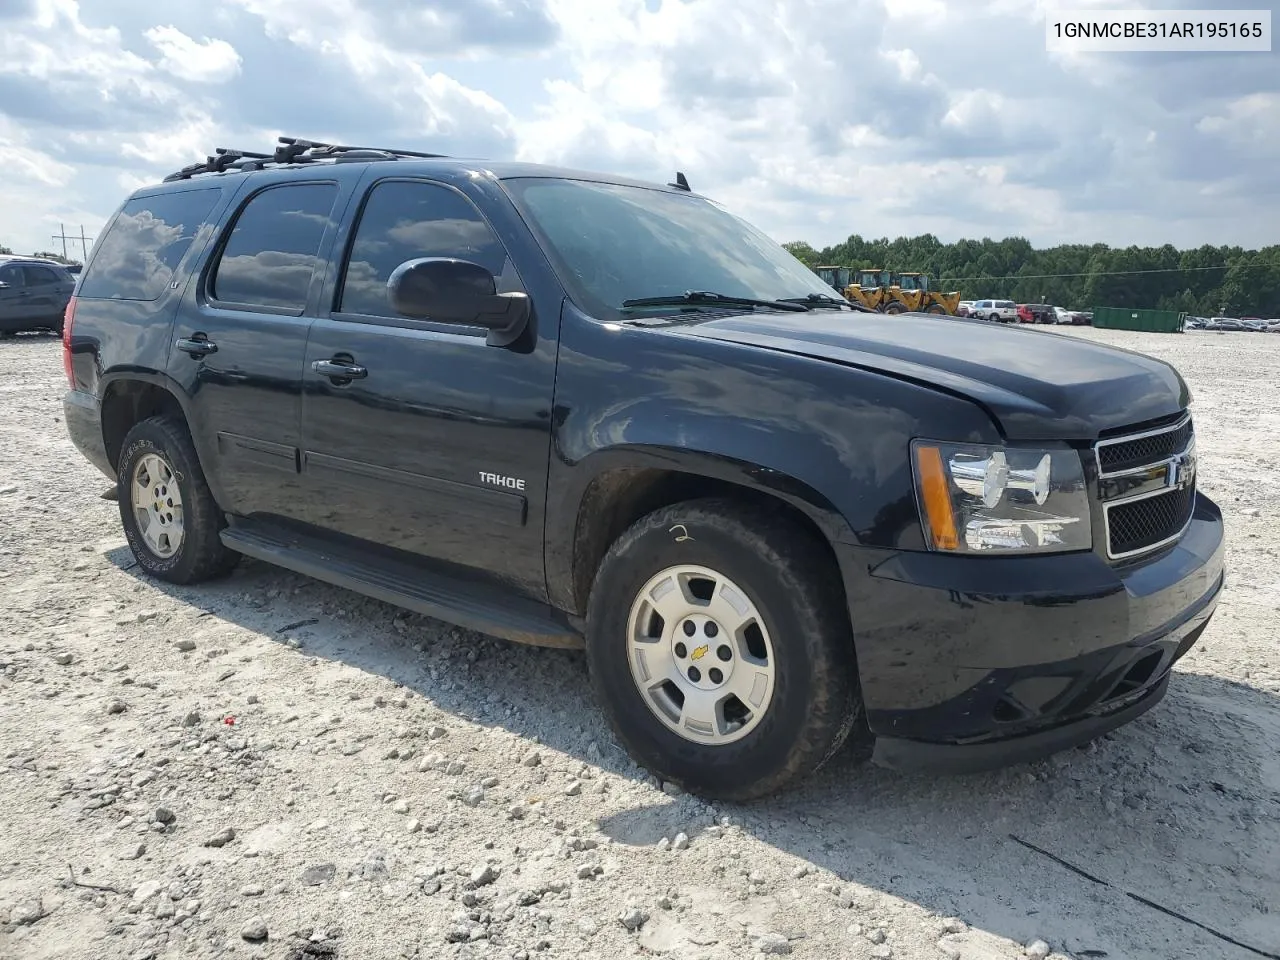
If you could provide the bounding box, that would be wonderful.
[778,293,872,312]
[620,291,810,313]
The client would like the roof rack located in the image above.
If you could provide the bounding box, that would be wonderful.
[162,136,451,182]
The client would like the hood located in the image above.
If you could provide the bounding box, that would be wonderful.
[675,311,1189,440]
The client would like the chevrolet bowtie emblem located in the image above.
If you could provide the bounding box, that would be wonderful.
[690,644,709,661]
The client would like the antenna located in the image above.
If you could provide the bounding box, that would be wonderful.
[668,172,691,192]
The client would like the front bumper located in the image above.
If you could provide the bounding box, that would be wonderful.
[837,492,1225,773]
[64,389,114,481]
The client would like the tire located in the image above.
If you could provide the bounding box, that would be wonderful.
[883,301,906,315]
[585,498,862,801]
[117,415,239,584]
[926,304,947,315]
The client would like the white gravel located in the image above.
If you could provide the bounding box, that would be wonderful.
[1,326,1278,960]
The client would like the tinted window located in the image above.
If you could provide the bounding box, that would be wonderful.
[504,178,836,321]
[212,183,338,311]
[339,180,518,319]
[24,265,62,285]
[0,264,25,287]
[78,189,220,301]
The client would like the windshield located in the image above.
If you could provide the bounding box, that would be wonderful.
[503,178,837,319]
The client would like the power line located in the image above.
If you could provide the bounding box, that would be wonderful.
[938,265,1231,282]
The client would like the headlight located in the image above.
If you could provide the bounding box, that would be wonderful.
[911,440,1092,554]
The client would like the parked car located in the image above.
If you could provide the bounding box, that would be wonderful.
[1052,306,1073,324]
[60,137,1224,800]
[971,299,1018,322]
[1240,317,1268,332]
[0,255,77,334]
[1267,319,1280,332]
[1208,317,1244,331]
[956,301,974,318]
[1016,303,1055,324]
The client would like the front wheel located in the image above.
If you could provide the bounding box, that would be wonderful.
[585,499,862,801]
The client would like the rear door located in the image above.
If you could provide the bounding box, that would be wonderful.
[169,174,354,522]
[297,176,559,600]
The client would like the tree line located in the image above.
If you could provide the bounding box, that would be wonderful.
[783,235,1280,318]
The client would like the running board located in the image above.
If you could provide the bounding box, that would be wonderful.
[220,521,582,649]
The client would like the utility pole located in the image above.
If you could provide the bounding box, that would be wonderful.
[76,225,92,262]
[49,224,91,263]
[52,223,71,260]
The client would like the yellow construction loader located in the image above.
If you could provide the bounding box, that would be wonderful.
[815,266,892,311]
[890,273,961,315]
[813,266,960,315]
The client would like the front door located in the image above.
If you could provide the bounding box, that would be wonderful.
[0,262,26,327]
[298,177,558,600]
[170,175,352,522]
[19,264,71,326]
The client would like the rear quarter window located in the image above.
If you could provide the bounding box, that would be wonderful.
[78,188,221,301]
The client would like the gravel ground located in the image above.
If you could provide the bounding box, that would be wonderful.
[1,325,1278,960]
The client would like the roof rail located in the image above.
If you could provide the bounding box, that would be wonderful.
[162,137,451,182]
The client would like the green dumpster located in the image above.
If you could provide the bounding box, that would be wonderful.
[1091,306,1185,333]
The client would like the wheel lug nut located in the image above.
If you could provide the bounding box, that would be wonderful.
[704,622,718,638]
[687,666,701,683]
[709,668,723,684]
[717,645,732,662]
[674,642,687,658]
[682,621,696,637]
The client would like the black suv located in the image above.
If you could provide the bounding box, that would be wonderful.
[63,138,1224,799]
[0,255,76,335]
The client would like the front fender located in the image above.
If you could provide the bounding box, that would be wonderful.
[545,305,1001,611]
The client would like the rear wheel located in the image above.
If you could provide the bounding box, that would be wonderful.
[117,415,239,584]
[883,301,907,315]
[585,498,862,800]
[926,303,947,314]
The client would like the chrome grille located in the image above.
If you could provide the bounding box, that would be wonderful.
[1096,413,1197,561]
[1107,485,1196,557]
[1097,417,1193,473]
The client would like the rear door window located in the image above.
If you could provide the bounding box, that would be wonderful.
[78,188,221,301]
[23,265,62,286]
[210,183,338,312]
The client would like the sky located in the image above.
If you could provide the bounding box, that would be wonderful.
[0,0,1277,260]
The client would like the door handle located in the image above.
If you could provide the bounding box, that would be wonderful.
[312,358,368,380]
[175,336,218,357]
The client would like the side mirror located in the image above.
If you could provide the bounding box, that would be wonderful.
[0,281,8,289]
[387,257,531,348]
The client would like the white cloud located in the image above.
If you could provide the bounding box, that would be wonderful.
[0,0,1275,258]
[144,25,242,83]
